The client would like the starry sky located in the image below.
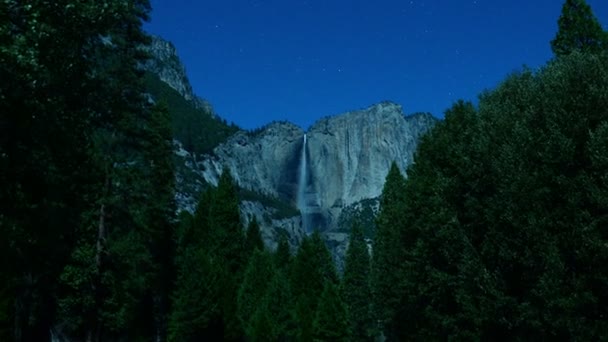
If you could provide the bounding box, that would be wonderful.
[145,0,608,130]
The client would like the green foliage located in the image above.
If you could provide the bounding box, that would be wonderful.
[239,187,301,220]
[143,72,239,155]
[168,246,221,342]
[274,234,292,270]
[371,162,407,338]
[0,0,178,340]
[170,171,247,340]
[313,282,351,341]
[342,223,374,341]
[376,51,608,340]
[551,0,607,56]
[237,249,275,337]
[259,270,296,340]
[290,231,337,341]
[337,198,379,238]
[209,170,245,275]
[0,0,117,337]
[245,216,264,255]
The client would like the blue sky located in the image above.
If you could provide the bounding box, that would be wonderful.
[145,0,608,130]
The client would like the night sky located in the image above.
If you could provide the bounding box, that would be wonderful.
[145,0,608,130]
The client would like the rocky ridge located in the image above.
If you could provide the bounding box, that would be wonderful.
[144,36,438,258]
[199,102,437,232]
[143,35,214,114]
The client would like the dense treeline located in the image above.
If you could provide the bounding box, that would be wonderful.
[0,0,177,340]
[372,0,608,339]
[1,0,608,341]
[169,170,367,341]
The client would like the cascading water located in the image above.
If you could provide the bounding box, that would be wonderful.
[297,134,311,232]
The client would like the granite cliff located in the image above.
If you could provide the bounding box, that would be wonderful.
[144,36,438,259]
[143,35,214,114]
[199,103,437,233]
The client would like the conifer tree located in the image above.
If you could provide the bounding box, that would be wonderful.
[313,282,351,341]
[1,0,158,340]
[237,249,275,337]
[140,101,177,341]
[245,216,264,255]
[0,0,112,338]
[551,0,607,56]
[55,1,165,339]
[290,231,337,341]
[168,246,221,342]
[169,194,222,341]
[392,51,608,340]
[274,234,292,270]
[371,162,407,338]
[342,223,374,341]
[260,270,296,340]
[208,170,246,340]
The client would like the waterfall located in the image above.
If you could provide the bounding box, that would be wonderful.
[297,134,310,232]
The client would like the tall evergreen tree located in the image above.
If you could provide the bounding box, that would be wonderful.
[245,216,264,255]
[237,249,275,337]
[391,51,608,340]
[313,281,351,342]
[169,195,222,341]
[259,270,296,340]
[170,170,246,340]
[274,234,292,270]
[209,169,246,340]
[371,162,407,339]
[397,101,491,340]
[290,231,337,341]
[168,245,221,342]
[1,0,160,340]
[209,170,245,274]
[551,0,607,56]
[54,1,166,339]
[139,101,177,341]
[342,223,374,341]
[0,0,105,338]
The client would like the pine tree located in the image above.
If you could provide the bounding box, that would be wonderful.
[209,169,245,274]
[1,0,158,340]
[55,1,163,339]
[0,0,107,338]
[392,51,608,339]
[208,169,246,340]
[397,101,491,340]
[245,216,264,255]
[371,162,407,339]
[313,281,351,341]
[139,101,176,340]
[289,231,337,341]
[274,234,292,270]
[551,0,607,56]
[168,246,222,342]
[260,270,296,340]
[169,196,222,341]
[237,249,275,337]
[342,223,374,341]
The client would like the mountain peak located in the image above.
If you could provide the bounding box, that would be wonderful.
[367,101,403,113]
[143,35,214,114]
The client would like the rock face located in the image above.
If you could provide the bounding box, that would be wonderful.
[144,35,438,257]
[143,35,214,113]
[199,121,304,202]
[306,102,436,228]
[199,102,437,233]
